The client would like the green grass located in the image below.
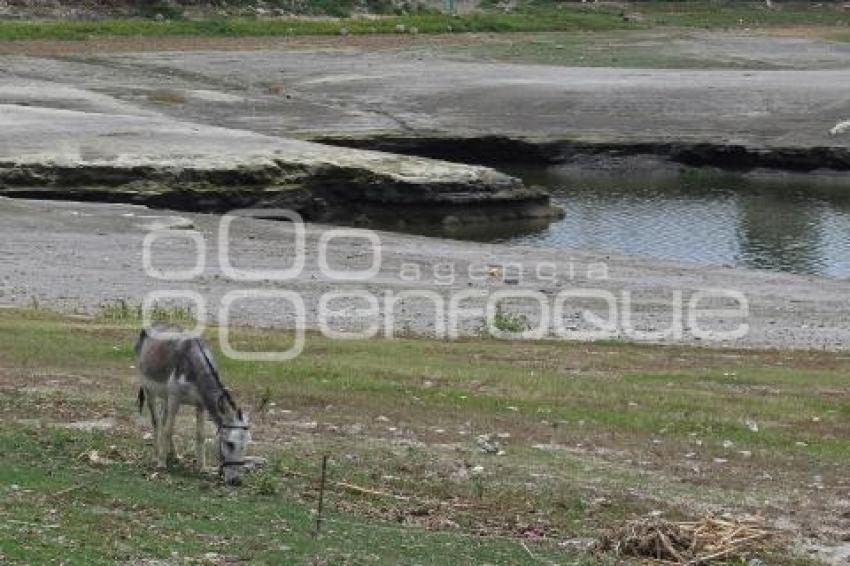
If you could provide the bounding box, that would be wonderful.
[4,308,850,461]
[439,29,733,69]
[636,0,850,29]
[97,299,196,324]
[0,2,846,42]
[0,8,630,42]
[0,429,572,564]
[0,308,838,562]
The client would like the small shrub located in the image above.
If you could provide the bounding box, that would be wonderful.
[492,305,527,334]
[252,472,279,496]
[97,300,196,324]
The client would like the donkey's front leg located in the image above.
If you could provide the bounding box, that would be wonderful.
[194,406,206,471]
[144,387,158,431]
[158,395,180,468]
[142,388,160,467]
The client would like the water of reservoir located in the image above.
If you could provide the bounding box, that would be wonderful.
[426,162,850,279]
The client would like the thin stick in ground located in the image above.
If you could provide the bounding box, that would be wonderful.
[314,454,328,537]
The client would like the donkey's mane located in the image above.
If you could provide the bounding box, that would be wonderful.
[195,340,239,415]
[187,338,241,426]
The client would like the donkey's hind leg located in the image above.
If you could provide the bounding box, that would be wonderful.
[194,406,206,471]
[155,397,168,469]
[144,387,158,430]
[157,395,180,468]
[143,388,161,467]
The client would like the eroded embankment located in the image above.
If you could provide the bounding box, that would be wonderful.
[0,105,561,225]
[313,134,850,172]
[0,160,558,224]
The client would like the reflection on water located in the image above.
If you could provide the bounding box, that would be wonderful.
[736,192,823,275]
[390,163,850,278]
[497,165,850,278]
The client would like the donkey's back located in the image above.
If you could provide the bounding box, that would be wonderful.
[135,325,215,407]
[136,325,184,379]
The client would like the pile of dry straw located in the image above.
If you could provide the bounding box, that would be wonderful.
[598,515,777,564]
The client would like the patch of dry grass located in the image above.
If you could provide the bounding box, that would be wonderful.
[146,88,187,105]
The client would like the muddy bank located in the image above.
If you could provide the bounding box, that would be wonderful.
[313,134,850,172]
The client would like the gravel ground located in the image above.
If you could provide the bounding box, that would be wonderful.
[2,197,848,351]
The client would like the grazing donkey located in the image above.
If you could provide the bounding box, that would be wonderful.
[134,325,250,486]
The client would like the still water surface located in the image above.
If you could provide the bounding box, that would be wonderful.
[434,165,850,279]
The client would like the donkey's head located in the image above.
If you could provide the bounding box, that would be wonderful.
[217,406,251,486]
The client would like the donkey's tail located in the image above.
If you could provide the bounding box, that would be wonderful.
[134,328,148,357]
[137,387,145,415]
